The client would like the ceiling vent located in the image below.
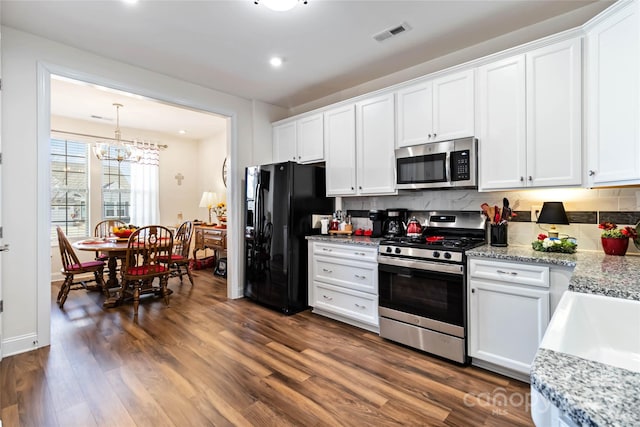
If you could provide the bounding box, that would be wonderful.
[373,22,411,42]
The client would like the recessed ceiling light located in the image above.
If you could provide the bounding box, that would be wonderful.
[178,130,186,135]
[122,0,138,4]
[270,57,283,67]
[256,0,306,12]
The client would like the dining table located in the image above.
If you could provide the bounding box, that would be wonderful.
[72,237,129,307]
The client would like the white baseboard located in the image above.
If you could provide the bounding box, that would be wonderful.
[2,333,40,357]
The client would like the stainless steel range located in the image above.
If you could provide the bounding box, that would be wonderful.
[378,211,487,364]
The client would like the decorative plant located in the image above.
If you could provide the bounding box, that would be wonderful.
[214,201,227,218]
[531,233,577,254]
[598,222,638,239]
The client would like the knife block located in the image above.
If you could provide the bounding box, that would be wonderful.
[490,224,508,247]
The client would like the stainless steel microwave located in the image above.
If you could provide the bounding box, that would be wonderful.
[395,137,477,190]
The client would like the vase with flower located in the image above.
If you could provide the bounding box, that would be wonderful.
[598,222,638,256]
[214,202,227,228]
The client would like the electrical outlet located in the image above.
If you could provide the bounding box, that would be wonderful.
[531,205,542,222]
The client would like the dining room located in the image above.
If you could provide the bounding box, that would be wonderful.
[49,76,231,307]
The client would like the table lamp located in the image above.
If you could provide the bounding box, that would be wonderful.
[537,201,570,238]
[199,191,218,224]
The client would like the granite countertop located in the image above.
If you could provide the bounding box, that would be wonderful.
[531,348,640,427]
[467,245,640,301]
[467,245,640,427]
[305,235,384,247]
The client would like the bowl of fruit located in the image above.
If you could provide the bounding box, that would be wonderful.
[112,225,136,239]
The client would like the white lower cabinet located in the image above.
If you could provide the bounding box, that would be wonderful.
[468,258,552,381]
[308,241,379,332]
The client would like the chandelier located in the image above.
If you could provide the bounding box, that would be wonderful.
[254,0,307,12]
[93,103,140,162]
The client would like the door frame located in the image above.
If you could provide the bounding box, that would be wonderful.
[35,61,241,348]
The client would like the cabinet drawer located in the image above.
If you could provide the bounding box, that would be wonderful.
[313,256,377,294]
[469,258,549,288]
[313,242,377,262]
[313,282,378,326]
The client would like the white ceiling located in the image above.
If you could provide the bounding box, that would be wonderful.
[2,0,613,134]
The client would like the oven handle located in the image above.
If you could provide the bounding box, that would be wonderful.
[378,256,463,275]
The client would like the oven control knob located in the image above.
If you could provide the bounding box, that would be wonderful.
[395,248,401,254]
[386,247,392,253]
[433,251,440,258]
[444,252,452,259]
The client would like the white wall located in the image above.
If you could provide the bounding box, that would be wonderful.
[196,129,228,222]
[1,26,269,357]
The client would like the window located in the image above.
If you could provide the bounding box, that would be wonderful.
[50,138,89,242]
[101,146,131,223]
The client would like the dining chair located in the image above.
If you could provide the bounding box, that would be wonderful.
[120,225,174,317]
[158,221,194,285]
[94,219,126,261]
[56,226,108,308]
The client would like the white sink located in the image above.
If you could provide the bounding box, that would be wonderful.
[540,291,640,373]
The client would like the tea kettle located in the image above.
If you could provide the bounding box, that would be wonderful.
[406,217,423,239]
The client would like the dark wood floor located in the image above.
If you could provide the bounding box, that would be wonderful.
[1,270,533,426]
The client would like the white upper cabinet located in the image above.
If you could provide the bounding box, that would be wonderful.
[586,1,640,186]
[396,69,474,148]
[273,113,324,164]
[272,121,297,163]
[356,93,397,195]
[325,94,396,197]
[297,113,324,163]
[324,104,357,195]
[478,38,582,190]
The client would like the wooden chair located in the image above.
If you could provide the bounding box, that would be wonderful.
[158,221,194,285]
[94,219,126,261]
[56,226,107,308]
[120,225,173,317]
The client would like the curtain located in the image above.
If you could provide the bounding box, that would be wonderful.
[129,146,160,226]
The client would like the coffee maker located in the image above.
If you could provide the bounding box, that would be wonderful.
[384,208,408,238]
[368,210,386,238]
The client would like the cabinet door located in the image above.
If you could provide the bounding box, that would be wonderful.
[587,1,640,186]
[468,279,549,374]
[273,121,297,163]
[432,69,475,142]
[324,104,357,196]
[526,38,582,187]
[297,113,324,163]
[356,93,397,195]
[477,55,527,190]
[396,81,433,148]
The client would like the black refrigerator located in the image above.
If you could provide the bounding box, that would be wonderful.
[244,162,333,314]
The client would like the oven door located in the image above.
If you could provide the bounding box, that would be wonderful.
[378,257,465,336]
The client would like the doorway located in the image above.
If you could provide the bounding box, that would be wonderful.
[47,72,233,316]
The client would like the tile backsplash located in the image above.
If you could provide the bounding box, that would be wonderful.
[343,187,640,254]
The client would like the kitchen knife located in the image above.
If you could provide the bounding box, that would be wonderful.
[501,198,510,221]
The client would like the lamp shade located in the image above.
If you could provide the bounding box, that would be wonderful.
[537,202,570,225]
[199,191,217,208]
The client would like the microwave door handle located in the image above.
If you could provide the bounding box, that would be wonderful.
[445,151,451,184]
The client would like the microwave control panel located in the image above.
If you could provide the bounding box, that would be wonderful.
[450,150,470,181]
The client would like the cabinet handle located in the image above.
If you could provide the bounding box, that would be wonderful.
[354,274,366,279]
[322,295,333,301]
[322,248,333,252]
[322,268,333,273]
[298,156,301,159]
[351,187,354,190]
[354,252,366,256]
[433,133,437,138]
[354,303,366,309]
[497,270,518,276]
[359,186,362,190]
[471,288,475,293]
[528,176,532,181]
[428,133,432,138]
[520,176,524,182]
[589,170,596,176]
